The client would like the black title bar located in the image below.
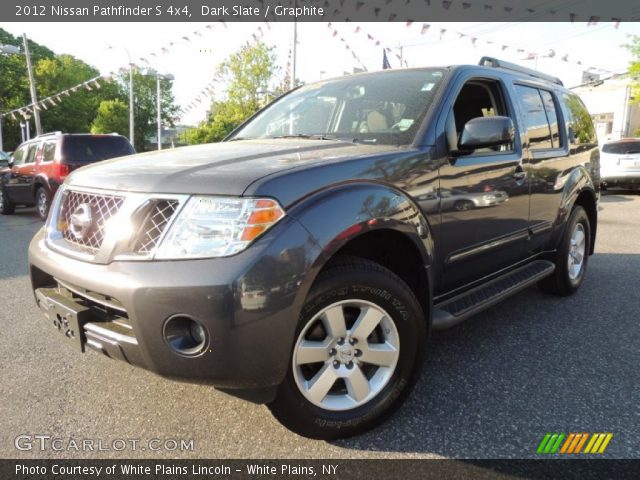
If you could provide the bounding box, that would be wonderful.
[3,0,640,22]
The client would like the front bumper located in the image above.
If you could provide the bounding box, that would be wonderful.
[28,219,320,402]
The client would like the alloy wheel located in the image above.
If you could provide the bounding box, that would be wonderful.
[292,300,400,411]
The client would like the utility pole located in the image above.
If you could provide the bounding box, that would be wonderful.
[157,76,161,150]
[291,21,297,90]
[22,34,42,136]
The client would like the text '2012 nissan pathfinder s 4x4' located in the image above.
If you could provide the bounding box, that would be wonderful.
[29,58,599,439]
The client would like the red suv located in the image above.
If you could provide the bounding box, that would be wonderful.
[0,132,134,220]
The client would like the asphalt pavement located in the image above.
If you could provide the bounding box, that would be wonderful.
[1,191,638,459]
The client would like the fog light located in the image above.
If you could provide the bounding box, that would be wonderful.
[163,315,208,356]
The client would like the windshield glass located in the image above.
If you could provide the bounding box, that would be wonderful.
[0,151,9,160]
[231,69,446,146]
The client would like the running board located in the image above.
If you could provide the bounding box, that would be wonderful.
[431,260,555,331]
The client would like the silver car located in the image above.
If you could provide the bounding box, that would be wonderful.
[600,138,640,190]
[416,187,509,213]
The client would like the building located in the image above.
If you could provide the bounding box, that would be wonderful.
[573,76,639,143]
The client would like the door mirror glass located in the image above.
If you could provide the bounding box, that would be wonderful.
[458,116,514,151]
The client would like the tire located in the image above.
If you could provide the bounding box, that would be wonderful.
[0,187,15,215]
[454,200,474,211]
[35,187,50,221]
[268,256,426,439]
[538,205,591,296]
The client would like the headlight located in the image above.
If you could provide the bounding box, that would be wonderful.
[155,196,285,259]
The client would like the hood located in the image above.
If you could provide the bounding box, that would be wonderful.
[66,139,397,195]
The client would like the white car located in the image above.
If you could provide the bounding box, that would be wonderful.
[600,138,640,190]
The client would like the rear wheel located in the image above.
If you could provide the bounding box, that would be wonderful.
[454,200,474,211]
[36,187,50,221]
[0,187,15,215]
[268,257,426,439]
[539,205,591,296]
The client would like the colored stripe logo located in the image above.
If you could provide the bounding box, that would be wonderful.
[537,433,613,454]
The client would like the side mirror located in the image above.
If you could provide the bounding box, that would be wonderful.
[459,116,514,151]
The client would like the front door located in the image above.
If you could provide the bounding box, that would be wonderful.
[436,76,530,293]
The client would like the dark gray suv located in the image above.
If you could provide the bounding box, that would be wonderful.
[29,58,599,439]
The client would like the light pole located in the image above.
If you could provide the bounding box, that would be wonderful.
[156,72,174,150]
[22,34,42,136]
[1,43,24,150]
[108,45,135,147]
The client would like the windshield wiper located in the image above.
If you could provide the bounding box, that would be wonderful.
[269,134,365,144]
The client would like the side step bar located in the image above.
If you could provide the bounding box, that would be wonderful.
[431,260,555,331]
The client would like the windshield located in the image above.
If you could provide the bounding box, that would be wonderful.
[602,141,640,155]
[231,69,446,146]
[0,151,9,161]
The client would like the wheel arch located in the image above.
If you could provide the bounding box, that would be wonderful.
[289,182,434,327]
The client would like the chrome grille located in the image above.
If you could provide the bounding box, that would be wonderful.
[133,200,179,254]
[60,191,124,252]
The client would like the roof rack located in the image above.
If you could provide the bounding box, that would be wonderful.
[478,56,563,86]
[36,131,63,138]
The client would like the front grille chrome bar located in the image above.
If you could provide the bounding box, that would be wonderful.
[45,185,189,264]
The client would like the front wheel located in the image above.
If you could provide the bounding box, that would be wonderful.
[268,257,426,439]
[0,187,15,215]
[539,205,591,296]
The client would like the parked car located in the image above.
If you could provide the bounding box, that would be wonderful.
[0,151,11,168]
[29,57,599,439]
[599,138,640,190]
[0,132,134,220]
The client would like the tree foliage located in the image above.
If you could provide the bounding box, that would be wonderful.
[91,99,129,136]
[185,42,280,144]
[626,35,640,105]
[1,27,179,152]
[126,71,180,151]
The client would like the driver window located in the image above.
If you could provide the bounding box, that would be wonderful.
[449,80,513,154]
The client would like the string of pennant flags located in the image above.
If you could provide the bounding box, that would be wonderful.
[1,17,627,121]
[324,0,628,26]
[339,21,615,73]
[1,76,108,121]
[1,20,233,120]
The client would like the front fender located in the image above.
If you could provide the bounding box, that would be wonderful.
[286,182,434,310]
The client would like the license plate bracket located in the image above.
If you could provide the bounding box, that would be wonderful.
[35,288,91,353]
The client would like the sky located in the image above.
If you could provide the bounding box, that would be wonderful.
[1,21,639,125]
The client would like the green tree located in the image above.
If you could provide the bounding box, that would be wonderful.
[126,70,179,151]
[187,42,280,144]
[34,54,122,135]
[91,99,129,135]
[0,28,55,150]
[625,35,640,106]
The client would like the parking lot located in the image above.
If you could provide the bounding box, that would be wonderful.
[1,191,638,459]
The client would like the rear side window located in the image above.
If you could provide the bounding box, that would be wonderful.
[61,136,134,163]
[515,85,552,150]
[42,141,56,162]
[539,90,563,148]
[560,93,596,145]
[602,141,640,154]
